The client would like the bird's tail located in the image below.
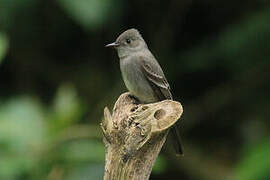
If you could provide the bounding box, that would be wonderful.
[171,124,184,155]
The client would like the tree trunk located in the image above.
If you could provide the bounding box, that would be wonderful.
[101,93,183,180]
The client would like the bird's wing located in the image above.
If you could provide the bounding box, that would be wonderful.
[140,56,183,155]
[140,56,172,100]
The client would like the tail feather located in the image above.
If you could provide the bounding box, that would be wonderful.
[171,125,184,155]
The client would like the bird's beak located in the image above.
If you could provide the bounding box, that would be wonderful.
[105,42,119,48]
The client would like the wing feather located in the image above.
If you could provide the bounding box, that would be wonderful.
[140,56,183,154]
[140,57,172,100]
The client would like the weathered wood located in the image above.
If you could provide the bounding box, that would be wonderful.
[101,92,183,180]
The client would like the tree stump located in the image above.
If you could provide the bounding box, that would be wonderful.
[101,92,183,180]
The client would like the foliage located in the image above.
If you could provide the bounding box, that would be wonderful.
[234,139,270,180]
[0,85,104,180]
[56,0,122,30]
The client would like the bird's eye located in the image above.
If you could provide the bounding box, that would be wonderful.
[126,39,131,44]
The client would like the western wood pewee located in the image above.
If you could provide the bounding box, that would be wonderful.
[106,28,183,155]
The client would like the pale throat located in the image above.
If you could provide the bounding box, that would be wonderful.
[117,48,130,59]
[117,46,149,59]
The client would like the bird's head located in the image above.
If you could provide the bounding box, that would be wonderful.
[106,28,148,58]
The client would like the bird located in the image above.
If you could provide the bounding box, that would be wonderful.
[106,28,183,155]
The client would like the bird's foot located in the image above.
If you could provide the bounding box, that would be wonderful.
[128,94,140,105]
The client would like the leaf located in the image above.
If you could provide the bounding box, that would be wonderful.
[0,97,47,179]
[53,83,82,127]
[234,138,270,180]
[57,0,115,30]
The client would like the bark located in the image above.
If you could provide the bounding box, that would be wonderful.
[101,93,183,180]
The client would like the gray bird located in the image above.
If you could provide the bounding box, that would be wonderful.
[106,28,183,155]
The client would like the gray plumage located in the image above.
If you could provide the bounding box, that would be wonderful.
[106,28,183,155]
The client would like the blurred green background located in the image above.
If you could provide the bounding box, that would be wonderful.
[1,0,270,179]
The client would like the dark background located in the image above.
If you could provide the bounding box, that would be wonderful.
[1,0,270,179]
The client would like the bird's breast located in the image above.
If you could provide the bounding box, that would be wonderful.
[120,57,157,103]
